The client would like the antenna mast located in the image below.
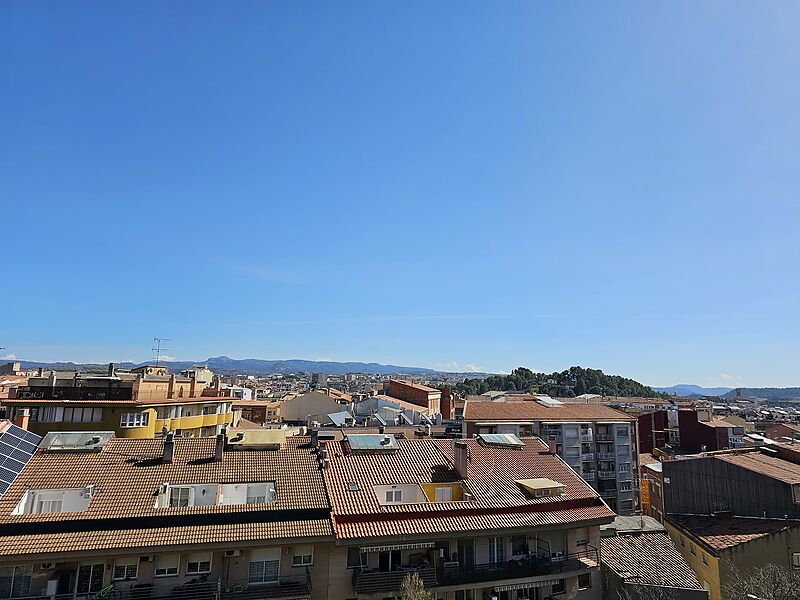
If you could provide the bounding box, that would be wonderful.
[152,337,171,366]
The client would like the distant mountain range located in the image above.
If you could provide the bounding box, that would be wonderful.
[721,387,800,402]
[4,356,439,376]
[652,384,734,397]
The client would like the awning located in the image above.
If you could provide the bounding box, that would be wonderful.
[493,579,560,591]
[361,542,435,553]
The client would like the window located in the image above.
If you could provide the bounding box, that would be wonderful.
[702,553,708,566]
[0,565,32,598]
[455,591,475,600]
[35,492,64,514]
[249,549,280,583]
[384,489,402,503]
[435,487,452,502]
[186,552,212,575]
[792,553,800,570]
[292,546,313,567]
[39,406,63,423]
[488,537,504,564]
[63,407,103,423]
[578,573,592,589]
[120,412,149,428]
[155,555,179,577]
[619,463,630,473]
[347,547,365,569]
[112,561,138,581]
[76,564,105,594]
[169,487,192,507]
[247,483,276,504]
[512,535,528,556]
[551,579,565,594]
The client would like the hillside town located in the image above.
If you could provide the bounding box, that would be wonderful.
[2,361,800,600]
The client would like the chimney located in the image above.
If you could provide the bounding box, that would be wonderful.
[14,408,30,431]
[311,429,319,448]
[548,439,557,455]
[168,374,176,399]
[162,432,175,464]
[454,439,469,479]
[213,432,225,462]
[107,362,116,377]
[190,378,196,398]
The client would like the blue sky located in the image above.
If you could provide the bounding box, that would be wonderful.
[2,2,799,387]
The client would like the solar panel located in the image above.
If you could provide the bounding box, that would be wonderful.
[477,433,525,448]
[0,422,42,497]
[346,433,400,452]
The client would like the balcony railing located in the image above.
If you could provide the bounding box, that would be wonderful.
[12,575,311,600]
[438,547,599,587]
[598,470,616,479]
[581,453,595,461]
[583,471,596,481]
[596,434,613,442]
[579,433,593,443]
[350,547,599,595]
[600,489,618,498]
[352,567,436,595]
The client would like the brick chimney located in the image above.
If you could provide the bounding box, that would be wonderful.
[213,432,225,462]
[168,374,176,399]
[162,431,175,464]
[14,408,30,431]
[454,439,469,479]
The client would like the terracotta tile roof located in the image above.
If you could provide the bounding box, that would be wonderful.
[463,400,634,422]
[0,520,334,557]
[668,514,800,553]
[715,452,800,484]
[638,453,661,467]
[323,437,615,540]
[390,380,440,393]
[601,531,704,589]
[0,436,328,525]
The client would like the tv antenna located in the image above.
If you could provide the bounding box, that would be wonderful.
[152,337,172,366]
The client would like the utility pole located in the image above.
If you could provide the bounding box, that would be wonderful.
[152,337,171,366]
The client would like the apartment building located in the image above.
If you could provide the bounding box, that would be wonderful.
[1,364,235,438]
[0,429,334,600]
[323,432,615,599]
[665,514,800,600]
[677,409,744,452]
[462,399,639,514]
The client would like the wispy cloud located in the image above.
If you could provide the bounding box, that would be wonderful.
[720,373,743,382]
[2,353,17,360]
[464,363,481,372]
[435,361,482,373]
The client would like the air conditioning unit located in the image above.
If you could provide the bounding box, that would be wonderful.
[224,550,241,558]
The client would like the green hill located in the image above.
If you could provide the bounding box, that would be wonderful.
[455,366,666,398]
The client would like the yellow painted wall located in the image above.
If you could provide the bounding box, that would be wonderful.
[420,482,464,502]
[665,521,719,600]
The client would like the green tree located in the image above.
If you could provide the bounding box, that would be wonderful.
[397,572,433,600]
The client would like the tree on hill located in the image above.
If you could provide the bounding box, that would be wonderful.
[454,366,666,398]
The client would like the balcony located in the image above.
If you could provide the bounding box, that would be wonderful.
[598,470,616,479]
[596,434,613,442]
[600,489,618,498]
[437,547,599,588]
[598,452,616,461]
[581,453,595,461]
[583,471,596,481]
[351,547,599,595]
[579,433,593,443]
[353,567,436,595]
[12,576,312,600]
